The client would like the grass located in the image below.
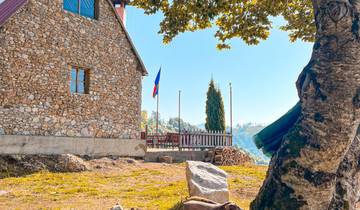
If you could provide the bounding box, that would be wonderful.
[0,162,267,210]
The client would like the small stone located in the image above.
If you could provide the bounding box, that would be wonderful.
[0,190,9,196]
[28,95,34,100]
[66,130,76,136]
[80,127,91,137]
[32,117,40,123]
[111,203,124,210]
[158,156,173,164]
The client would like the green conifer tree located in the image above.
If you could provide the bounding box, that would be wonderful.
[205,79,225,132]
[216,88,226,132]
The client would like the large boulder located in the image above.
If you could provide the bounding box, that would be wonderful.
[186,161,229,203]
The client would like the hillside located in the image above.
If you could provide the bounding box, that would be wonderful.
[232,124,270,164]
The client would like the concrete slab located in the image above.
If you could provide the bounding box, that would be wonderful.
[0,135,146,157]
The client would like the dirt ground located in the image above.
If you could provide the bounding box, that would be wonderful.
[0,158,267,210]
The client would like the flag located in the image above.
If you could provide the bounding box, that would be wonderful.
[152,68,161,98]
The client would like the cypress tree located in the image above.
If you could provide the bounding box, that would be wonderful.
[216,88,226,132]
[205,79,225,132]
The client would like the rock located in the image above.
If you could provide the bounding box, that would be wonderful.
[28,94,34,100]
[111,203,124,210]
[0,128,4,135]
[56,154,90,172]
[186,161,229,203]
[183,198,243,210]
[80,127,91,137]
[117,158,138,165]
[158,155,173,164]
[125,158,137,164]
[0,190,9,196]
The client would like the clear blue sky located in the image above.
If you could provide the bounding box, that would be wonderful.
[126,7,313,126]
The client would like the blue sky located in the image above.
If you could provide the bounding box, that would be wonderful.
[126,7,313,126]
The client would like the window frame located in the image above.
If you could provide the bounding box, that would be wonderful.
[63,0,99,20]
[70,66,90,95]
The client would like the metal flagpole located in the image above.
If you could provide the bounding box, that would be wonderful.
[156,91,159,135]
[229,82,233,145]
[178,90,181,134]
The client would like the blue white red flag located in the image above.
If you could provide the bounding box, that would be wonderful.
[152,68,161,98]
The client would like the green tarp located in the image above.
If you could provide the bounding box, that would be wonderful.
[253,102,301,157]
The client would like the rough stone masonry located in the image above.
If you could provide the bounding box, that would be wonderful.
[0,0,147,139]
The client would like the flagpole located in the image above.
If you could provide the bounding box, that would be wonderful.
[230,82,233,135]
[154,66,161,135]
[178,90,181,134]
[156,91,159,135]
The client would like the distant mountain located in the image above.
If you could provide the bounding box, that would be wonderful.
[142,111,269,164]
[232,123,270,164]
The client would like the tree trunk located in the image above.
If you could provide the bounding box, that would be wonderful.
[329,127,360,209]
[251,0,360,209]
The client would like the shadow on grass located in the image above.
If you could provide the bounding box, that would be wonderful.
[169,201,184,210]
[0,155,68,179]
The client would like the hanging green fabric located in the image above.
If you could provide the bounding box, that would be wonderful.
[253,102,301,157]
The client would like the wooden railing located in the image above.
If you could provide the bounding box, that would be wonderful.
[142,130,232,150]
[179,131,232,150]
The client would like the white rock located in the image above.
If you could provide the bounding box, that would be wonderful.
[56,154,90,172]
[32,117,40,123]
[186,161,229,203]
[80,127,91,137]
[0,190,9,196]
[110,203,124,210]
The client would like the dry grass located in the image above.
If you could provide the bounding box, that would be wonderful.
[0,160,267,210]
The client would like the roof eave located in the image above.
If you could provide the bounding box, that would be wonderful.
[106,0,148,76]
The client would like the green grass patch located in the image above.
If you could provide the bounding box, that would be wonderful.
[0,164,267,210]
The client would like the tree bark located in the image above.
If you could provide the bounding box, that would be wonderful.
[329,127,360,210]
[251,0,360,209]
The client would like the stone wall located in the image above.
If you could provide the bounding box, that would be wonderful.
[0,0,144,139]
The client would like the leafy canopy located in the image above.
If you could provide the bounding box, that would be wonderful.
[131,0,315,49]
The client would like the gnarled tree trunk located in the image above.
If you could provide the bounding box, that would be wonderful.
[329,127,360,209]
[251,0,360,209]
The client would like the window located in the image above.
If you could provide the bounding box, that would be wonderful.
[70,67,90,94]
[63,0,97,19]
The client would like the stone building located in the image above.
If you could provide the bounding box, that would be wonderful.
[0,0,148,139]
